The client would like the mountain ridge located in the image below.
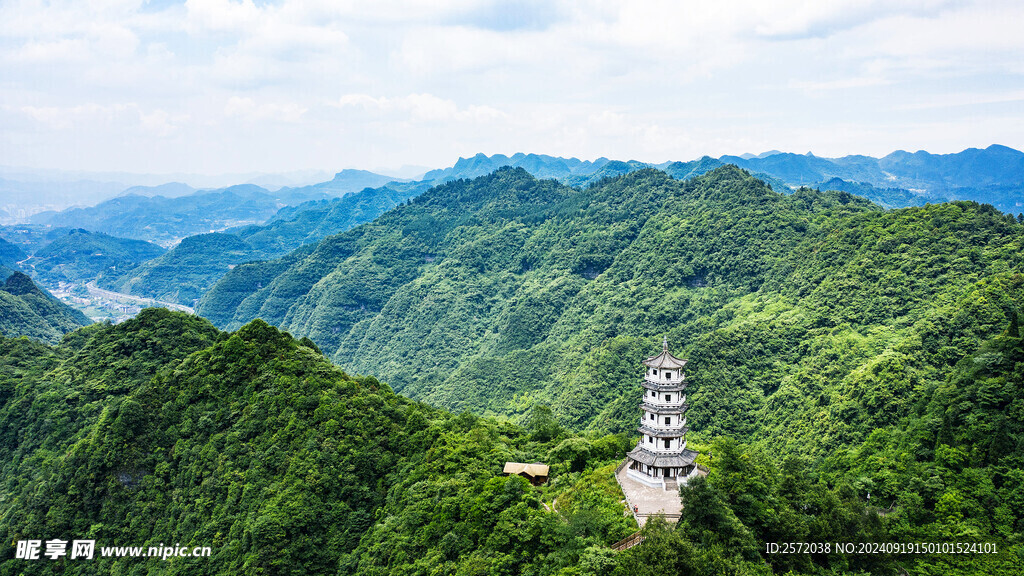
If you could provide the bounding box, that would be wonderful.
[198,164,1023,453]
[0,270,92,342]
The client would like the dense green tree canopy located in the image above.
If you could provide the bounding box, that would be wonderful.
[0,271,91,342]
[3,163,1023,575]
[199,167,1023,456]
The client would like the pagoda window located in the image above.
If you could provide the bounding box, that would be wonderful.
[666,371,671,379]
[653,369,658,375]
[649,413,654,421]
[665,395,671,402]
[665,416,671,425]
[664,439,670,449]
[648,436,653,444]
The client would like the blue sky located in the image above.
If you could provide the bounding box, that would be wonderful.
[1,0,1022,175]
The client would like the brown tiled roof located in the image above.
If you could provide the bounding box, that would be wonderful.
[503,462,549,478]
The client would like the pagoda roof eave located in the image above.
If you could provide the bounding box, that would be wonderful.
[642,353,687,369]
[642,337,687,369]
[627,446,699,468]
[641,382,687,392]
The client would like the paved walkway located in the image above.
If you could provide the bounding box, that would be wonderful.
[615,465,683,528]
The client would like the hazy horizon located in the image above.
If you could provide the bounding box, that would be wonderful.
[3,143,1019,189]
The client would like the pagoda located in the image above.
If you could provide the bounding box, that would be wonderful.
[625,337,699,488]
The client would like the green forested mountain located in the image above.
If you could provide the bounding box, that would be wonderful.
[0,224,75,256]
[809,177,939,209]
[420,152,614,183]
[28,185,286,246]
[378,146,1024,213]
[0,310,653,575]
[26,229,166,284]
[0,271,91,342]
[97,233,258,307]
[275,168,404,198]
[722,144,1024,213]
[661,156,793,195]
[5,161,1023,575]
[200,166,1021,441]
[0,309,1019,574]
[94,181,432,306]
[193,166,1024,574]
[230,180,431,260]
[0,237,26,271]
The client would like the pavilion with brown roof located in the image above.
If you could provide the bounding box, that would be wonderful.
[503,462,550,485]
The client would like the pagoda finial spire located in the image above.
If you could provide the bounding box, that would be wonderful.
[662,335,668,353]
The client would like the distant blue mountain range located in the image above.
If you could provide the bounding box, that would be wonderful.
[15,145,1024,259]
[423,145,1024,213]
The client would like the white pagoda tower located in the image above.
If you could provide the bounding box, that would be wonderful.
[626,337,699,488]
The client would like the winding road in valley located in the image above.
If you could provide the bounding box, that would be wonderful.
[85,281,195,314]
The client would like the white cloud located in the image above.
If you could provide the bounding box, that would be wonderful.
[336,93,505,123]
[18,102,182,137]
[184,0,262,33]
[224,97,307,123]
[0,0,1021,173]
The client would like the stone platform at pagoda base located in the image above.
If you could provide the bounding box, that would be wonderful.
[615,462,684,528]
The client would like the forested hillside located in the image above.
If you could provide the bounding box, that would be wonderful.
[0,225,75,256]
[0,310,656,575]
[230,180,431,259]
[721,144,1024,213]
[191,166,1024,575]
[28,185,287,246]
[420,152,614,183]
[97,233,258,307]
[200,166,1022,444]
[361,146,1024,213]
[27,229,165,284]
[4,158,1023,576]
[0,237,26,271]
[0,271,91,342]
[94,181,432,307]
[1,309,1019,575]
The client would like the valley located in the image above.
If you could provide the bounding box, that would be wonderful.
[6,4,1022,573]
[40,279,190,324]
[1,151,1022,575]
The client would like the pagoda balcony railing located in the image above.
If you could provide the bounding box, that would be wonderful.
[637,424,689,438]
[639,401,688,415]
[645,373,685,383]
[638,417,687,432]
[639,394,686,407]
[641,380,687,392]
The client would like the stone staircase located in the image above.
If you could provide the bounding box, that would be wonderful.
[611,530,645,552]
